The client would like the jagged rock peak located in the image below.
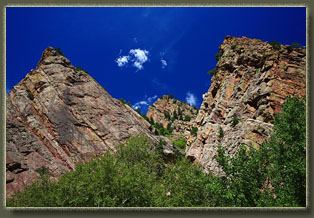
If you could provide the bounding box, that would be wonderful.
[6,47,156,198]
[146,94,198,137]
[186,36,306,175]
[36,47,73,69]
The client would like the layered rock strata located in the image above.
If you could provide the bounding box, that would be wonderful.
[6,47,158,197]
[186,36,306,175]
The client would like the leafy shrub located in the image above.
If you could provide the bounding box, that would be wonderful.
[215,51,223,61]
[291,41,301,48]
[54,47,65,56]
[184,115,191,121]
[207,69,216,75]
[232,115,239,127]
[75,66,89,74]
[219,127,224,138]
[190,127,198,136]
[27,92,34,101]
[256,68,260,73]
[119,98,127,104]
[172,137,187,150]
[231,44,237,50]
[269,40,281,50]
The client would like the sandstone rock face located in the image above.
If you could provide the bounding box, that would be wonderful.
[186,36,306,175]
[6,47,157,197]
[146,95,198,137]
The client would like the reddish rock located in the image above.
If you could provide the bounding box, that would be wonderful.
[6,47,157,198]
[186,36,306,175]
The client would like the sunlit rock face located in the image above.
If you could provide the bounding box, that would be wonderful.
[6,47,156,198]
[146,95,199,137]
[186,36,306,175]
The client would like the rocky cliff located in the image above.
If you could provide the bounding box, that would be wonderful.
[146,95,198,137]
[6,47,161,198]
[186,36,306,174]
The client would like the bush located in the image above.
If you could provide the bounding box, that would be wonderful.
[219,127,224,138]
[207,69,216,75]
[232,115,239,127]
[269,40,281,50]
[215,51,223,61]
[172,137,186,150]
[184,115,191,121]
[231,44,237,50]
[190,127,198,136]
[54,47,65,56]
[291,41,301,48]
[27,92,34,101]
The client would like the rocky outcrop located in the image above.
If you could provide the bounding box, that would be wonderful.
[6,47,159,198]
[146,95,198,137]
[186,36,306,175]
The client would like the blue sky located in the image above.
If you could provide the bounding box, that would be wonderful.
[6,7,306,114]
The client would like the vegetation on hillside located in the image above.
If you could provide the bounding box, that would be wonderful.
[7,95,306,207]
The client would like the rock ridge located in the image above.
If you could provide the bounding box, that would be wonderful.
[186,36,306,174]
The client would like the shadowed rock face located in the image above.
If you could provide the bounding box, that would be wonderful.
[186,36,306,175]
[6,47,156,197]
[146,95,198,137]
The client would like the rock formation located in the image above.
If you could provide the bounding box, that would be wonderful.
[6,47,161,198]
[146,95,198,137]
[186,36,306,175]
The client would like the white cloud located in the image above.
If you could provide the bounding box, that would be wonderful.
[115,48,149,71]
[161,59,167,69]
[130,49,149,71]
[132,95,158,110]
[186,92,197,106]
[116,55,129,67]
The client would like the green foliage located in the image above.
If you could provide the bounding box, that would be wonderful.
[173,110,178,120]
[256,68,260,73]
[164,111,171,121]
[167,122,174,134]
[219,127,224,138]
[270,40,281,50]
[7,96,305,207]
[291,41,301,48]
[231,44,237,50]
[215,95,306,207]
[27,91,34,101]
[190,127,198,136]
[168,94,174,99]
[75,66,89,74]
[232,115,239,127]
[184,115,191,121]
[119,98,127,104]
[215,51,223,61]
[173,99,177,104]
[54,47,65,56]
[207,69,216,75]
[172,136,186,150]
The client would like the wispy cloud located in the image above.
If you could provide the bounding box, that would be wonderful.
[186,91,197,107]
[161,59,167,69]
[132,95,158,110]
[115,48,149,71]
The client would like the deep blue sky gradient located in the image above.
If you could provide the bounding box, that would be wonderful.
[6,7,306,113]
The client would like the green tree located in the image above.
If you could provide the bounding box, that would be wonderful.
[54,47,65,56]
[215,95,306,207]
[219,127,224,138]
[291,41,301,48]
[269,40,281,50]
[190,127,198,136]
[232,115,239,127]
[215,51,223,61]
